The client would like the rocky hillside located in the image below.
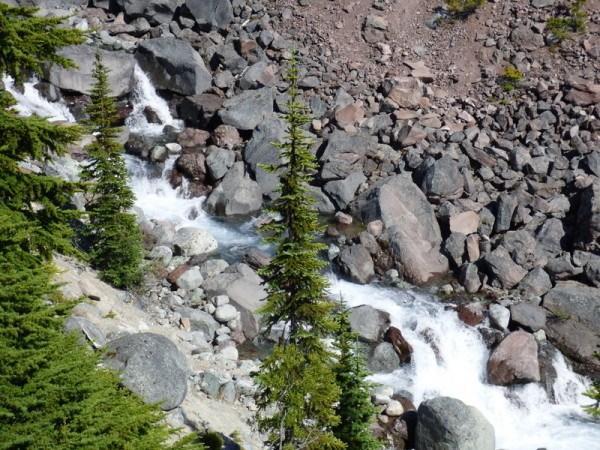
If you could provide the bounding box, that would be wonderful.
[5,0,600,448]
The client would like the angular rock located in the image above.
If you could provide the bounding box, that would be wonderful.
[416,397,495,450]
[338,244,375,284]
[348,305,390,343]
[65,316,106,349]
[173,227,218,257]
[47,45,135,97]
[449,211,479,235]
[369,342,401,373]
[219,87,273,131]
[510,302,546,332]
[136,37,212,96]
[104,333,188,410]
[494,193,518,233]
[182,0,233,30]
[517,267,552,297]
[418,155,464,202]
[384,326,413,363]
[482,247,527,289]
[205,162,262,216]
[489,304,510,331]
[487,331,540,385]
[543,281,600,335]
[352,175,448,284]
[179,308,220,339]
[113,0,179,24]
[244,118,286,197]
[324,171,366,209]
[206,147,235,181]
[175,266,204,290]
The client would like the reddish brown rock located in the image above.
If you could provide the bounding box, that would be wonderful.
[212,124,242,149]
[457,302,485,326]
[167,264,190,286]
[385,326,413,364]
[487,331,540,385]
[177,128,210,149]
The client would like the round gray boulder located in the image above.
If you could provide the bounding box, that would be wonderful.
[104,333,188,410]
[416,397,495,450]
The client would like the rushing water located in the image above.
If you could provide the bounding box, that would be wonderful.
[9,69,600,450]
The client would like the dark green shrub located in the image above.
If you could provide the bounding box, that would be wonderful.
[447,0,486,17]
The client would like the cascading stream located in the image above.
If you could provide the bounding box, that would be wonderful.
[8,71,600,450]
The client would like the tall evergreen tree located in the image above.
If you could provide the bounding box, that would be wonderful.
[0,5,201,449]
[254,55,344,450]
[333,309,381,450]
[81,53,143,288]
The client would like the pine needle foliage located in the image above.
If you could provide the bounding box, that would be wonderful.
[0,4,84,81]
[0,5,201,449]
[254,54,343,450]
[81,53,143,288]
[584,353,600,417]
[333,309,381,450]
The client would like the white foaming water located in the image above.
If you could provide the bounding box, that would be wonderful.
[2,75,75,123]
[125,65,183,135]
[329,277,600,450]
[126,155,259,250]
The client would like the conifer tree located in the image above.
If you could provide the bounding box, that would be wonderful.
[333,309,381,450]
[254,55,344,450]
[584,354,600,417]
[0,5,201,449]
[81,53,143,288]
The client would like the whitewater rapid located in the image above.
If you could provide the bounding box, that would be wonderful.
[8,69,600,450]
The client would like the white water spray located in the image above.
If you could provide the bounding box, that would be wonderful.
[125,65,183,135]
[2,75,75,123]
[329,277,600,450]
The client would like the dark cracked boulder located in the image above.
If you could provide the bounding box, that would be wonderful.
[136,37,212,96]
[182,0,233,30]
[205,162,262,216]
[543,281,600,373]
[219,88,273,131]
[348,305,390,343]
[46,45,135,97]
[104,333,188,410]
[112,0,180,24]
[416,397,495,450]
[352,175,448,284]
[243,118,286,198]
[417,155,464,203]
[338,244,375,284]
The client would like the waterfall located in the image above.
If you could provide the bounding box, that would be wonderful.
[329,277,600,450]
[2,75,75,123]
[125,65,183,135]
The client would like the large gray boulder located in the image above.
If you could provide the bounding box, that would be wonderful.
[46,45,135,97]
[243,118,286,198]
[369,342,400,373]
[482,247,527,289]
[219,88,274,131]
[205,162,262,216]
[543,281,600,373]
[104,333,188,410]
[320,131,375,180]
[182,0,233,30]
[136,37,212,96]
[112,0,180,24]
[348,305,390,343]
[487,331,540,385]
[352,175,448,284]
[543,281,600,335]
[172,227,218,257]
[418,155,464,202]
[203,265,267,339]
[324,171,367,209]
[338,244,375,284]
[416,397,495,450]
[576,181,600,250]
